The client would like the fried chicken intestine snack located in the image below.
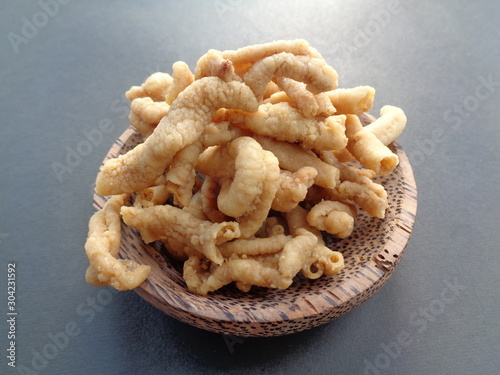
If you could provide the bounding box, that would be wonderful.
[84,40,407,295]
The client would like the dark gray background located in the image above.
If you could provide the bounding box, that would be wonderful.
[1,1,499,374]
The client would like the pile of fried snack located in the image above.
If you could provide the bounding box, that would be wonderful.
[84,40,406,296]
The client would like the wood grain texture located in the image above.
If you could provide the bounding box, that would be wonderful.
[92,115,417,337]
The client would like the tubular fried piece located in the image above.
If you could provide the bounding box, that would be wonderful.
[307,200,357,238]
[362,105,407,146]
[216,102,347,151]
[326,86,376,114]
[345,114,399,176]
[255,135,340,189]
[96,77,259,196]
[243,52,338,100]
[85,194,151,291]
[221,39,323,66]
[165,61,195,105]
[121,205,240,265]
[129,97,170,137]
[125,72,173,102]
[272,167,317,212]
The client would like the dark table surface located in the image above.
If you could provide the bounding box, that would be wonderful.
[1,1,499,374]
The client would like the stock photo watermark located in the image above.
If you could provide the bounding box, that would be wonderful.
[6,263,17,369]
[50,63,165,183]
[14,287,120,374]
[51,96,129,183]
[339,0,401,54]
[362,277,467,375]
[409,73,499,166]
[6,0,71,54]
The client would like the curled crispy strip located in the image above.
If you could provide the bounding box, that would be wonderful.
[236,146,281,237]
[363,105,407,146]
[326,86,376,114]
[194,50,241,82]
[308,245,345,277]
[200,121,249,148]
[345,114,399,175]
[255,216,287,237]
[315,92,337,116]
[219,234,291,258]
[85,194,151,290]
[307,200,357,238]
[184,254,292,296]
[279,231,318,279]
[129,97,170,137]
[165,61,195,105]
[262,81,281,99]
[255,135,340,189]
[334,179,388,219]
[274,77,319,117]
[272,167,317,212]
[200,176,229,223]
[216,102,347,151]
[121,205,240,265]
[243,52,338,100]
[222,39,323,65]
[285,205,344,279]
[217,137,269,218]
[125,72,173,102]
[96,77,259,196]
[165,141,204,207]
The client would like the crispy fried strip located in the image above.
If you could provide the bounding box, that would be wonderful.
[121,205,240,265]
[363,105,407,146]
[255,216,287,238]
[165,141,204,207]
[326,86,376,114]
[183,254,293,296]
[243,52,338,100]
[85,194,151,291]
[262,81,281,99]
[221,39,323,66]
[307,200,356,238]
[334,179,388,219]
[215,102,347,151]
[315,92,337,116]
[133,185,170,209]
[272,167,317,212]
[216,137,269,218]
[129,97,170,137]
[219,234,291,257]
[316,149,388,217]
[344,114,399,175]
[308,245,345,277]
[200,176,230,223]
[279,231,318,279]
[285,205,344,279]
[96,77,259,196]
[165,61,195,105]
[200,121,250,147]
[125,72,173,102]
[255,135,340,189]
[236,147,281,238]
[274,77,319,117]
[194,49,241,82]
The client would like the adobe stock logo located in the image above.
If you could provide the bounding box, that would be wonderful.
[6,0,71,54]
[409,74,499,166]
[363,277,466,374]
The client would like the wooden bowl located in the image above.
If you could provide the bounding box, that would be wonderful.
[92,114,417,337]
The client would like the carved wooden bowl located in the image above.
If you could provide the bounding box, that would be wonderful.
[92,114,417,337]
